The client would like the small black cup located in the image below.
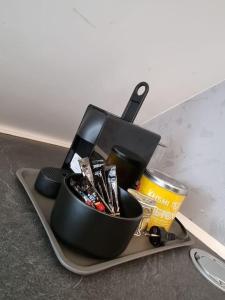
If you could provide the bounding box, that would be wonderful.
[50,175,143,259]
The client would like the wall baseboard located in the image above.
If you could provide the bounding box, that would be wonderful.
[0,124,70,148]
[177,212,225,260]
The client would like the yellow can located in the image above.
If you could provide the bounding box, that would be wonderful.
[137,169,188,231]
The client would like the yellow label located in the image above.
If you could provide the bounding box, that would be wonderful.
[138,175,185,231]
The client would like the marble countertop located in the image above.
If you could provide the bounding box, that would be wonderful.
[0,133,224,300]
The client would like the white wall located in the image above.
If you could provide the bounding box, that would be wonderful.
[1,0,225,146]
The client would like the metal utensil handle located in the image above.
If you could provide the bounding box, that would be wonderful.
[121,82,149,123]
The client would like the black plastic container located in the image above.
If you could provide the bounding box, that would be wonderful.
[35,167,71,198]
[50,175,143,259]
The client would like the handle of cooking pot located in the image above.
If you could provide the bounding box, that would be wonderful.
[121,82,149,123]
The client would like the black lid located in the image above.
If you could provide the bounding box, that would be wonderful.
[111,145,145,168]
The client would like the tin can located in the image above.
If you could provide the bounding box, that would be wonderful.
[137,169,188,231]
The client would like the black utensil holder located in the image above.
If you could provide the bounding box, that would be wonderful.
[50,175,143,259]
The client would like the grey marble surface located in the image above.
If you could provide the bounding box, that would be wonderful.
[0,133,224,300]
[145,80,225,246]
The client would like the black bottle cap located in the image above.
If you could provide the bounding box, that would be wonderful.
[35,167,71,198]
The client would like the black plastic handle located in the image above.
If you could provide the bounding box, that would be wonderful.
[121,82,149,123]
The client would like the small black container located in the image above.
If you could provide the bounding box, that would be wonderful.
[35,167,71,198]
[50,175,143,259]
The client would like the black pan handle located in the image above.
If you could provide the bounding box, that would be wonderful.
[121,82,149,123]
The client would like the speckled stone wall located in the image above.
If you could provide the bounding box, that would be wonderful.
[144,80,225,246]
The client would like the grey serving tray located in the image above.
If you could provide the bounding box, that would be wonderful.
[16,168,193,275]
